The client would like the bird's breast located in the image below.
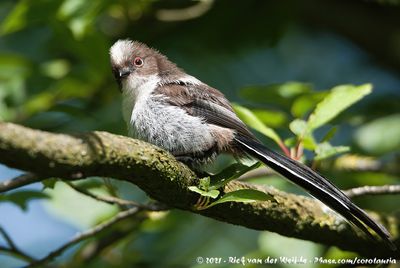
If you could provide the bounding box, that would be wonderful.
[128,96,215,156]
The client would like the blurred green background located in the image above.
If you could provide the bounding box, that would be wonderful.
[0,0,400,267]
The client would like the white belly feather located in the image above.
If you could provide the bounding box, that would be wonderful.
[121,75,215,155]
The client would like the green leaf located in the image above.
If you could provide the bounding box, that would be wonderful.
[251,109,287,128]
[354,114,400,155]
[0,190,49,211]
[57,0,104,39]
[0,0,29,35]
[284,137,297,147]
[206,189,272,208]
[289,119,308,137]
[0,54,30,78]
[209,162,261,189]
[307,84,372,130]
[321,126,338,142]
[198,177,211,191]
[233,104,282,145]
[40,59,70,79]
[42,178,58,189]
[75,178,108,190]
[291,91,328,118]
[277,82,312,98]
[188,186,220,199]
[289,119,316,149]
[315,142,349,161]
[189,163,261,199]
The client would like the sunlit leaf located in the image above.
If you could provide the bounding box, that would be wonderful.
[206,189,272,208]
[277,82,312,98]
[289,119,316,149]
[188,186,220,199]
[210,162,261,189]
[198,177,210,190]
[233,104,282,145]
[289,119,308,137]
[315,142,349,161]
[291,91,328,118]
[307,84,372,130]
[251,109,287,127]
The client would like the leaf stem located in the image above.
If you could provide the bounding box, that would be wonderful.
[278,141,291,157]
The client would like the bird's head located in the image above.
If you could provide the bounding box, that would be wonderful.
[109,39,180,91]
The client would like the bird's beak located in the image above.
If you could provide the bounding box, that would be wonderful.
[117,67,132,79]
[112,66,133,92]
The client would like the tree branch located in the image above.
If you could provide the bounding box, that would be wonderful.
[64,181,168,210]
[344,185,400,198]
[0,122,398,257]
[0,173,42,193]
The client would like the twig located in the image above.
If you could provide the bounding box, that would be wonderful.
[0,246,37,263]
[77,228,135,262]
[64,181,168,211]
[0,173,41,193]
[25,207,141,268]
[0,226,17,249]
[344,185,400,198]
[0,227,36,263]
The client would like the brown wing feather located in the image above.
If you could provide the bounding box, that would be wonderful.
[153,82,256,140]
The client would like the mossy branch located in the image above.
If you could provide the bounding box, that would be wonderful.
[0,122,398,257]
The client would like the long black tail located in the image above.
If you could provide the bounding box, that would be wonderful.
[234,135,396,251]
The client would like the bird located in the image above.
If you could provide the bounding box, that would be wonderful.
[109,39,396,251]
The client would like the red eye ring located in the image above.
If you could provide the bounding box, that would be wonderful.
[134,57,143,67]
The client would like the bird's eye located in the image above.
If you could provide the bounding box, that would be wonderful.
[134,57,143,67]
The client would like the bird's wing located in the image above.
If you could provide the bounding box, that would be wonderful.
[153,81,256,140]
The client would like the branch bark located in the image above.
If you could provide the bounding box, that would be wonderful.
[0,122,398,257]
